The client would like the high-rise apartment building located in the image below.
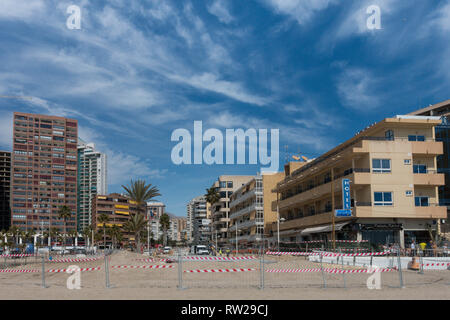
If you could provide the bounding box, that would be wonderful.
[187,195,211,245]
[270,115,446,248]
[210,175,253,247]
[146,202,165,241]
[409,99,450,233]
[0,151,11,231]
[77,140,107,231]
[228,172,284,249]
[11,112,78,232]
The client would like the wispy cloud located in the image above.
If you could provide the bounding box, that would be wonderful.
[207,0,234,24]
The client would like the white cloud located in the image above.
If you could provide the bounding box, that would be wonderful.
[0,0,46,20]
[207,0,234,24]
[336,68,381,110]
[263,0,337,25]
[107,151,167,185]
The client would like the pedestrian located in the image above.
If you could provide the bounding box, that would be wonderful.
[226,248,230,258]
[419,241,427,255]
[410,240,416,256]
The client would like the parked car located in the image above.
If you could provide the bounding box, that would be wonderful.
[163,246,172,254]
[191,245,209,255]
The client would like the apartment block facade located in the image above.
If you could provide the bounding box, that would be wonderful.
[271,116,447,248]
[11,112,78,232]
[210,175,253,247]
[409,99,450,233]
[0,151,11,231]
[92,193,137,243]
[228,172,284,248]
[77,140,107,232]
[187,195,211,245]
[146,202,165,241]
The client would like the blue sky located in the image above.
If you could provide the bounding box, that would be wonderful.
[0,0,449,217]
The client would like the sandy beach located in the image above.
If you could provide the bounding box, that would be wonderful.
[1,251,449,300]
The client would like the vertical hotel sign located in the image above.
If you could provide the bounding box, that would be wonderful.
[342,179,351,209]
[335,179,352,217]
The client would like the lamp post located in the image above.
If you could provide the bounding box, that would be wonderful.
[235,221,240,255]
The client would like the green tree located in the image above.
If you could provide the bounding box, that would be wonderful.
[205,187,220,205]
[123,213,147,252]
[122,179,161,215]
[8,226,21,246]
[57,205,72,252]
[159,213,171,246]
[97,213,110,250]
[82,225,93,250]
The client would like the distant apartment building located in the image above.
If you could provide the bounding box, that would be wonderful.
[92,193,137,243]
[0,151,11,231]
[187,195,211,245]
[210,175,253,247]
[270,115,447,248]
[409,99,450,233]
[146,201,165,241]
[228,172,284,248]
[77,140,107,232]
[167,214,187,242]
[11,112,78,232]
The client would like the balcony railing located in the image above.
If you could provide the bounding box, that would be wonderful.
[229,204,263,220]
[229,189,262,208]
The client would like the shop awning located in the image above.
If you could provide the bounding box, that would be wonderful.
[301,222,351,235]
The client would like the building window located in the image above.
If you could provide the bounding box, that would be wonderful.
[413,164,427,174]
[404,159,411,165]
[415,196,429,207]
[408,135,425,141]
[405,190,413,197]
[219,181,227,188]
[374,192,393,206]
[372,159,391,173]
[227,181,233,188]
[385,130,394,141]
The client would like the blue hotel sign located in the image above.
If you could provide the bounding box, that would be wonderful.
[335,179,352,217]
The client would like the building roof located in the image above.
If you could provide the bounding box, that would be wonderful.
[408,99,450,116]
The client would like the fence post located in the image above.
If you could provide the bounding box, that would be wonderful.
[105,253,110,288]
[418,249,424,275]
[396,248,405,288]
[259,240,265,290]
[320,253,326,288]
[177,248,185,290]
[340,249,346,289]
[41,255,46,288]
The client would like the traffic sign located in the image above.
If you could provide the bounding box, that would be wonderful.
[335,209,352,217]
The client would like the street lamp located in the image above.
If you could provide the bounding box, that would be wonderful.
[277,217,285,252]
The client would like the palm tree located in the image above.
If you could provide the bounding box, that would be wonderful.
[123,213,147,252]
[122,179,161,216]
[8,226,21,247]
[82,226,93,250]
[205,186,220,206]
[97,213,109,250]
[159,213,171,246]
[57,205,72,252]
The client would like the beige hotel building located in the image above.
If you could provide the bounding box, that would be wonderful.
[270,115,447,248]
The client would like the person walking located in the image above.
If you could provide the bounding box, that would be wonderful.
[410,240,416,257]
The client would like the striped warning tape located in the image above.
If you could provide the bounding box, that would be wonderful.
[182,256,257,261]
[422,263,450,267]
[266,251,390,257]
[0,254,38,258]
[184,268,256,273]
[0,269,39,273]
[112,265,174,269]
[265,268,394,273]
[47,267,101,273]
[266,268,322,273]
[49,257,102,263]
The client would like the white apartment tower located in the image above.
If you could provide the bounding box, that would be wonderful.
[77,139,107,232]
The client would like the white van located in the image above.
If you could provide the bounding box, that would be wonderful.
[191,245,209,255]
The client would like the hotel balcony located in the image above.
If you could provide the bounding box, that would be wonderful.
[229,204,263,220]
[228,218,264,232]
[412,172,445,185]
[229,189,262,208]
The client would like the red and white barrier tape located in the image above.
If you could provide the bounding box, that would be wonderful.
[0,254,38,258]
[266,251,389,257]
[183,256,256,261]
[0,269,39,273]
[422,263,450,267]
[265,268,394,273]
[47,267,101,273]
[112,265,174,269]
[266,268,322,273]
[184,268,256,273]
[49,257,102,263]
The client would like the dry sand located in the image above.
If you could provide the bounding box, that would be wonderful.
[1,251,449,300]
